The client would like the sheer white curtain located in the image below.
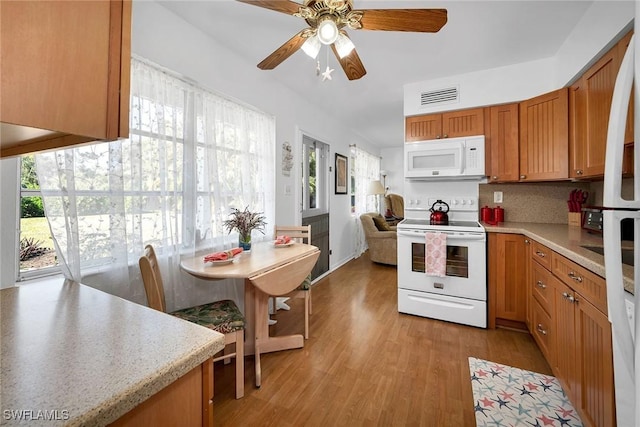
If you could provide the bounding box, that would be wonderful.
[35,58,275,311]
[351,146,380,257]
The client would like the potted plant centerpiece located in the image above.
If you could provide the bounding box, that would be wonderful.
[223,206,267,252]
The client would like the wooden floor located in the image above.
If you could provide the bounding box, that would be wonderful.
[212,252,551,426]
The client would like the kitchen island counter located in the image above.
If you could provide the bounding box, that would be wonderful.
[1,279,225,426]
[483,221,634,294]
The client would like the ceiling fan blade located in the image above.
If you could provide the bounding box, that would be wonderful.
[331,44,366,81]
[357,9,447,32]
[236,0,302,16]
[257,30,307,70]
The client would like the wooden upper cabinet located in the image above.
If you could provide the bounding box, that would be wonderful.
[405,108,483,141]
[519,88,569,181]
[441,108,484,138]
[0,0,131,158]
[485,103,519,182]
[405,114,443,141]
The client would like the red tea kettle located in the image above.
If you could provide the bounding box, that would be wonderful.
[430,200,449,225]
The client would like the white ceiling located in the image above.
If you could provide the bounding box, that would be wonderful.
[158,1,594,148]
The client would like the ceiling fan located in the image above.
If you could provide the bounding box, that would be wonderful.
[237,0,447,80]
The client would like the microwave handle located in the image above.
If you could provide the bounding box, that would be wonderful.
[458,142,465,174]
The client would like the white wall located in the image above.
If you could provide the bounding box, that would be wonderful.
[132,1,378,270]
[404,1,634,118]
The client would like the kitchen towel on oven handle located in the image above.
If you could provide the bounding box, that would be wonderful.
[425,232,447,277]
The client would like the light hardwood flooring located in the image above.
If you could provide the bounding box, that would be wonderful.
[212,252,551,426]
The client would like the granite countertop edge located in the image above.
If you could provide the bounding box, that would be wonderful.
[92,334,224,426]
[483,221,634,294]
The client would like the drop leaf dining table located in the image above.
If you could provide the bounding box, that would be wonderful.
[180,241,320,387]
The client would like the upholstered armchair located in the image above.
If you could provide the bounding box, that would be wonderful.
[384,193,404,219]
[359,212,397,266]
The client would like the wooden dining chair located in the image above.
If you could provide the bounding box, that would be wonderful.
[272,225,313,339]
[138,244,245,399]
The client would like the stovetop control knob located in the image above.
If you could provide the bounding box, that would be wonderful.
[460,199,466,205]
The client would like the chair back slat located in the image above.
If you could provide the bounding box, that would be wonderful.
[274,225,311,244]
[139,244,167,312]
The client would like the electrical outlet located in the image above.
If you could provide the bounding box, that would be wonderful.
[494,191,503,203]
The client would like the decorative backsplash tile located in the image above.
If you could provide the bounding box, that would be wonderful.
[479,182,592,224]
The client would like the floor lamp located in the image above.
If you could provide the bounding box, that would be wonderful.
[367,180,386,214]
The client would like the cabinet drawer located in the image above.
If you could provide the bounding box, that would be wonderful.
[531,261,556,315]
[531,298,555,365]
[551,252,607,314]
[530,240,552,270]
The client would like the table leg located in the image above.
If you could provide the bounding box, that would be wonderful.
[243,278,255,356]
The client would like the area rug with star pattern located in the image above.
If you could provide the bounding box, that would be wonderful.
[468,357,583,426]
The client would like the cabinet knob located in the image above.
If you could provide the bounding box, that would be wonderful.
[576,169,583,175]
[524,239,530,244]
[436,135,441,139]
[536,280,546,289]
[443,134,448,138]
[492,176,498,180]
[536,324,547,335]
[520,175,526,179]
[535,250,546,258]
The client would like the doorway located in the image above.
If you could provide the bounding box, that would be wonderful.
[301,135,329,280]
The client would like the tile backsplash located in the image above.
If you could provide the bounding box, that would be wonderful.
[479,178,634,224]
[479,182,592,224]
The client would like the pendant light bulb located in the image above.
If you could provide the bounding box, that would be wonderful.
[317,17,339,45]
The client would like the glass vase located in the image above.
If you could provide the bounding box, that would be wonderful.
[239,233,251,252]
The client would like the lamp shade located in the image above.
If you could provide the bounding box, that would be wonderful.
[301,35,321,58]
[367,180,385,195]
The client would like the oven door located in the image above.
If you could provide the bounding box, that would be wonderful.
[397,229,487,300]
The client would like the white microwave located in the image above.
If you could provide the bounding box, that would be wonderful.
[404,135,485,179]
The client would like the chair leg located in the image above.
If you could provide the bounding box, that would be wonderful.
[304,292,309,340]
[308,288,312,315]
[235,330,244,399]
[223,344,231,365]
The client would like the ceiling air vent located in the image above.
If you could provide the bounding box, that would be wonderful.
[420,86,459,106]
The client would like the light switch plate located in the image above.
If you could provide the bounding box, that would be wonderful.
[494,191,503,203]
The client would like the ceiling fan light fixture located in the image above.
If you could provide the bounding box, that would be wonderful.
[317,17,339,45]
[301,35,321,58]
[334,32,355,58]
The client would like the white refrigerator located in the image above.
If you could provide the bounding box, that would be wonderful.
[603,26,640,426]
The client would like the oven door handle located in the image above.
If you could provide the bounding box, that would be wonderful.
[397,231,486,240]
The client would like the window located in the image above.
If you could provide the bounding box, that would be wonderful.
[18,155,58,279]
[301,136,329,217]
[30,58,275,294]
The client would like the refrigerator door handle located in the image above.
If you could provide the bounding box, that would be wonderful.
[604,34,639,208]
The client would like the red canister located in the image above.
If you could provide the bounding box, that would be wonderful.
[481,206,493,222]
[493,206,504,223]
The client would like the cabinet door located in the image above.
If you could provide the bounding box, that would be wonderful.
[569,79,587,178]
[486,103,519,182]
[489,233,527,328]
[582,48,618,177]
[552,281,577,405]
[574,295,615,427]
[519,88,569,181]
[405,114,442,141]
[441,108,484,138]
[0,0,131,157]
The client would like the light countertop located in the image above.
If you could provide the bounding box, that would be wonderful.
[1,279,225,426]
[483,221,634,294]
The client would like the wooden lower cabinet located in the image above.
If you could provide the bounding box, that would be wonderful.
[526,242,615,427]
[488,233,528,329]
[110,359,214,427]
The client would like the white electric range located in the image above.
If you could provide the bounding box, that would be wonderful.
[397,195,487,328]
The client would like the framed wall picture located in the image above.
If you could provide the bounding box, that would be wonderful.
[335,153,348,194]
